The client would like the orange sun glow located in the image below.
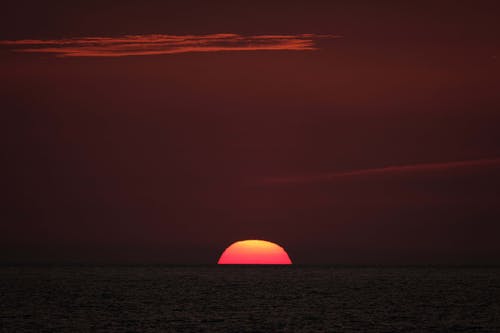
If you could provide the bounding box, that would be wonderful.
[217,240,292,264]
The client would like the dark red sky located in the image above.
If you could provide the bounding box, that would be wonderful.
[1,1,500,264]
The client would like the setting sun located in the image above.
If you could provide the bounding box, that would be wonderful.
[217,240,292,264]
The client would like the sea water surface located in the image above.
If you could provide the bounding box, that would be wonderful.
[1,265,499,332]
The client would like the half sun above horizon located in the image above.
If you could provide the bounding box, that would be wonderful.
[217,240,292,264]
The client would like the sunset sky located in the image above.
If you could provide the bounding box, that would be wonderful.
[1,1,499,264]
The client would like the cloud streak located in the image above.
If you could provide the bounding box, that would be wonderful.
[262,157,500,185]
[0,33,338,57]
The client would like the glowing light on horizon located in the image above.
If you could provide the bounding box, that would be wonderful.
[218,240,292,265]
[0,33,340,58]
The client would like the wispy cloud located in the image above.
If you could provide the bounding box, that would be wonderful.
[262,157,500,185]
[0,33,338,57]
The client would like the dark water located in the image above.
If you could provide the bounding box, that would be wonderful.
[1,266,499,332]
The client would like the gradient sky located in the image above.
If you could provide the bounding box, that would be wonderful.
[1,1,500,264]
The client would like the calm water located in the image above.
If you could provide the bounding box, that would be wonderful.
[1,266,499,332]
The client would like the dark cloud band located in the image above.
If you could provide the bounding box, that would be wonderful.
[262,157,500,185]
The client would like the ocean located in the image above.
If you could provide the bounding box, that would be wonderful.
[1,265,499,332]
